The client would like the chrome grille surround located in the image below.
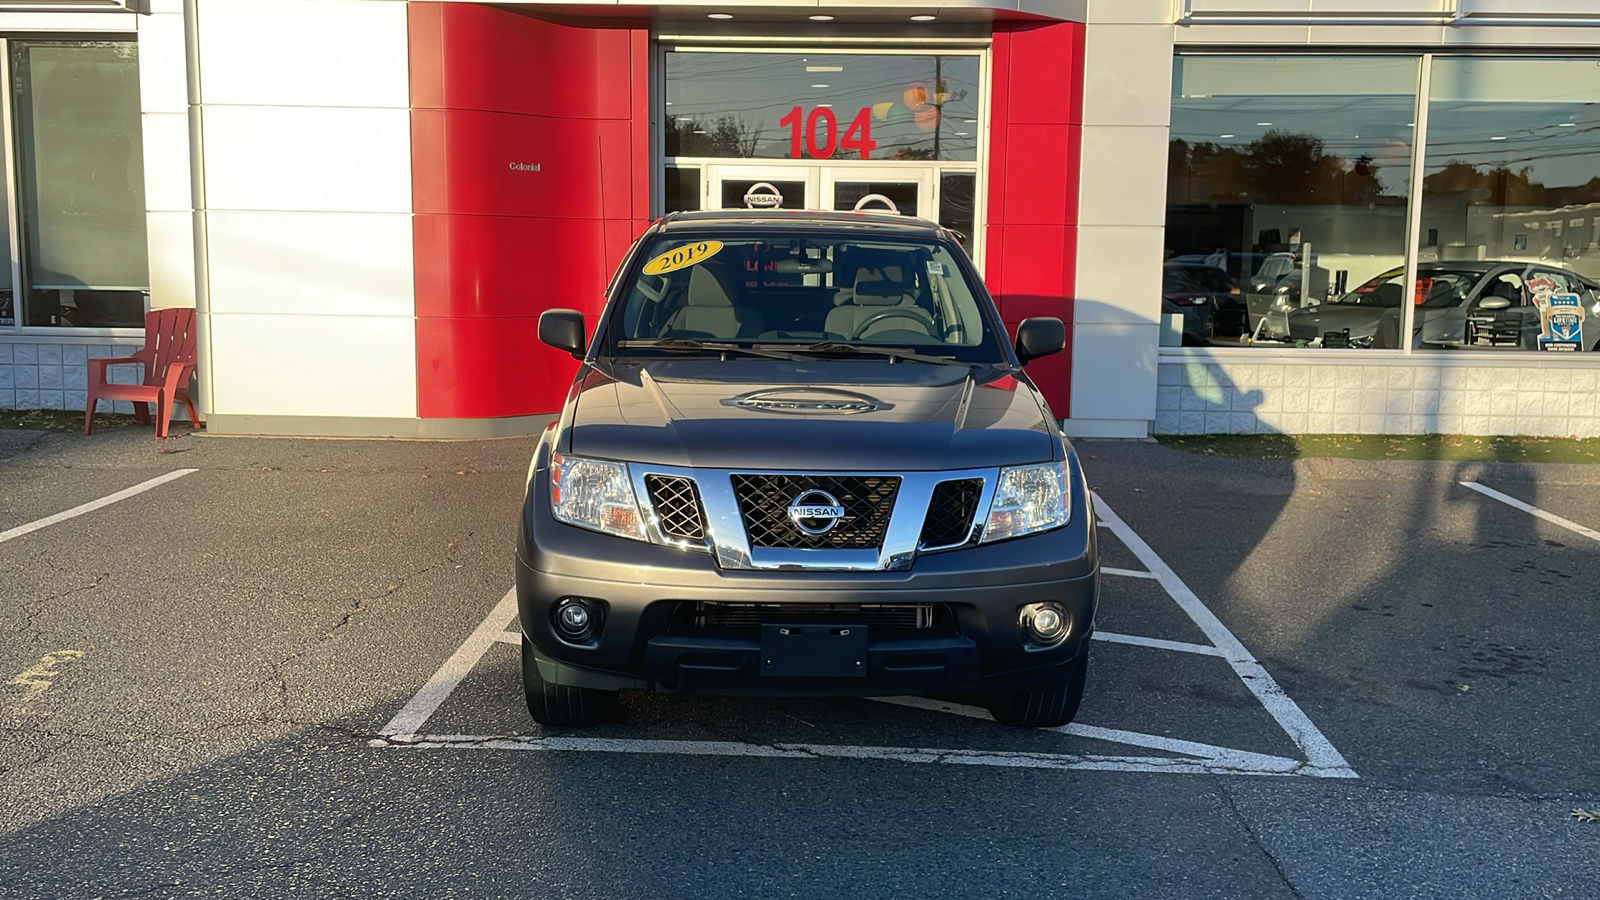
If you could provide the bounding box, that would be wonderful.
[628,464,999,571]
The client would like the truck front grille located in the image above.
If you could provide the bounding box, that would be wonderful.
[729,473,900,549]
[694,602,932,630]
[644,474,706,542]
[918,478,983,548]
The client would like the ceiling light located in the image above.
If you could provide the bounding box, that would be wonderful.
[1559,122,1577,127]
[693,129,708,134]
[811,83,829,88]
[817,103,833,108]
[964,119,977,123]
[809,14,834,20]
[1256,122,1272,126]
[954,131,969,136]
[707,12,732,19]
[910,14,936,21]
[665,102,673,106]
[1219,134,1234,138]
[806,65,843,72]
[1490,135,1507,141]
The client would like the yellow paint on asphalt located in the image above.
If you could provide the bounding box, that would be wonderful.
[8,650,84,711]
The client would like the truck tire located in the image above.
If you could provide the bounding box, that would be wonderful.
[522,636,619,727]
[985,646,1089,728]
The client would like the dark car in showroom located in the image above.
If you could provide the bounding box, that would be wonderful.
[518,210,1099,729]
[1282,261,1600,350]
[1162,263,1232,342]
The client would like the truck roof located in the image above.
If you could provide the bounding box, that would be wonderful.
[655,209,948,238]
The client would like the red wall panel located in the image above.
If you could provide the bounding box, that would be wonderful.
[410,3,649,420]
[986,21,1085,419]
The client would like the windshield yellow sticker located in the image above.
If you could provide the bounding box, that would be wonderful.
[642,240,724,275]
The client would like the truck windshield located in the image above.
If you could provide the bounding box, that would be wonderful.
[606,234,1006,364]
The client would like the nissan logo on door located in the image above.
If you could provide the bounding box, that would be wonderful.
[509,162,541,172]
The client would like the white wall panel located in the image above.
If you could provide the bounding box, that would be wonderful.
[1176,23,1310,42]
[141,112,192,212]
[136,12,189,114]
[1082,24,1175,127]
[1077,126,1170,228]
[1186,0,1310,12]
[205,211,413,318]
[1071,322,1160,422]
[201,106,412,213]
[145,211,196,310]
[1085,0,1177,22]
[209,313,416,417]
[1461,0,1600,15]
[1074,226,1166,325]
[1310,0,1450,11]
[196,0,409,109]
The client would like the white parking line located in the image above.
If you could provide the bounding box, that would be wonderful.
[377,588,518,739]
[0,468,197,545]
[371,732,1310,776]
[1092,492,1356,778]
[1092,631,1225,657]
[1102,566,1157,580]
[376,496,1356,779]
[1460,480,1600,545]
[873,696,1303,772]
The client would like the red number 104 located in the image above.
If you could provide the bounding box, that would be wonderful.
[780,106,876,160]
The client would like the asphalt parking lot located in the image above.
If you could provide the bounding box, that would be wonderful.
[1,426,1597,898]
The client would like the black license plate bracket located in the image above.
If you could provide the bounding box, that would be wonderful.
[760,623,868,677]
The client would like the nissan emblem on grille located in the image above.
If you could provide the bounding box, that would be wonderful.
[787,489,846,535]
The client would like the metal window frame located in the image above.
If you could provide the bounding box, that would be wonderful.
[0,34,148,337]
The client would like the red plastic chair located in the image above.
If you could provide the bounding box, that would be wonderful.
[83,308,200,439]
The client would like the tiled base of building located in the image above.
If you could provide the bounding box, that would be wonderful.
[0,339,193,418]
[1156,351,1600,438]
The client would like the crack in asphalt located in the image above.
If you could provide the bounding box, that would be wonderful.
[246,534,477,728]
[9,571,108,643]
[1218,778,1306,900]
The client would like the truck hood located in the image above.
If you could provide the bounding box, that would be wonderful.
[563,358,1059,470]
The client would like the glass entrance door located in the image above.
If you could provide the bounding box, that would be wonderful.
[820,167,933,218]
[706,165,818,211]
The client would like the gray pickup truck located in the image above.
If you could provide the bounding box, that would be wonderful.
[516,210,1099,728]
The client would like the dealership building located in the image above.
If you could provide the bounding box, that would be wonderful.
[0,0,1598,438]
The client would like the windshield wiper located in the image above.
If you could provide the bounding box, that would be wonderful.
[764,341,964,366]
[617,338,801,361]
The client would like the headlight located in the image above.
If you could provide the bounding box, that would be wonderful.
[982,462,1071,542]
[548,452,646,541]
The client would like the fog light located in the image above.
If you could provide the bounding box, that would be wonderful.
[1021,602,1069,644]
[559,603,589,632]
[553,597,601,642]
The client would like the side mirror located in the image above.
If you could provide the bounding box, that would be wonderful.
[539,309,588,358]
[1014,316,1066,365]
[1478,297,1512,311]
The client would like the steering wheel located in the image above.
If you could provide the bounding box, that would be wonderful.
[849,307,938,340]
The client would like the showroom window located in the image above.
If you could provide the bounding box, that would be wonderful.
[6,40,148,329]
[1166,56,1419,347]
[1418,58,1600,353]
[1167,53,1600,354]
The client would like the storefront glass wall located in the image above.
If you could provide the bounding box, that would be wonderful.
[1166,53,1600,356]
[662,49,984,257]
[8,40,148,329]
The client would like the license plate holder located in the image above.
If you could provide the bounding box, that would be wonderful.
[760,623,868,677]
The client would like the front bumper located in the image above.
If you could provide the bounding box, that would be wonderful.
[516,468,1099,696]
